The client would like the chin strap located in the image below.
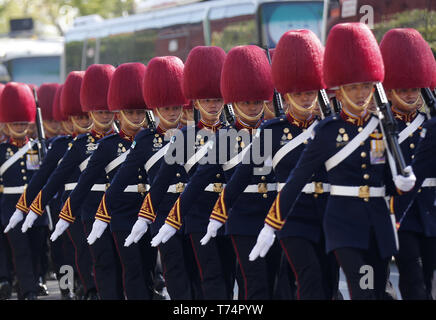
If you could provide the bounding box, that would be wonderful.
[6,123,28,138]
[195,100,223,118]
[90,112,115,131]
[285,93,318,114]
[339,86,374,112]
[154,108,182,128]
[392,90,421,109]
[119,110,147,129]
[233,102,265,123]
[61,121,74,135]
[71,116,93,134]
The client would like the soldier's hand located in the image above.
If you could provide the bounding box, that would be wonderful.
[21,210,39,233]
[4,209,24,233]
[249,224,276,261]
[50,219,70,242]
[394,166,416,192]
[124,217,151,247]
[200,219,223,246]
[87,219,108,245]
[150,223,177,247]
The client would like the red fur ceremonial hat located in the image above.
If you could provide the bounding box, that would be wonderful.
[220,45,273,104]
[272,30,325,94]
[183,100,194,110]
[324,23,384,88]
[183,46,226,99]
[53,85,67,121]
[61,71,86,117]
[80,64,115,111]
[37,83,60,121]
[108,63,147,111]
[0,82,36,123]
[380,28,434,90]
[431,62,436,90]
[143,56,188,108]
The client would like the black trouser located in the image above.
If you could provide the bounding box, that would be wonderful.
[280,237,338,300]
[0,224,12,282]
[157,233,199,300]
[189,233,236,300]
[84,221,124,300]
[395,231,436,300]
[273,252,296,300]
[230,235,281,300]
[112,230,156,300]
[28,226,49,282]
[66,221,96,295]
[5,221,38,297]
[334,231,390,300]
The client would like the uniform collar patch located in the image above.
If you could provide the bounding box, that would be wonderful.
[286,112,315,129]
[340,109,371,126]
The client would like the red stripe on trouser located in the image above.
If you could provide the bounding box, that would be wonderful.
[66,228,87,293]
[189,234,205,297]
[111,232,127,298]
[280,239,301,300]
[333,250,352,300]
[230,235,248,301]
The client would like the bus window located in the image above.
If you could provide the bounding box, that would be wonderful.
[210,16,257,51]
[257,1,325,48]
[7,56,60,85]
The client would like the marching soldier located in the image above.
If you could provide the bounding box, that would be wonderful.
[249,23,416,300]
[0,82,41,299]
[85,62,155,300]
[380,28,436,300]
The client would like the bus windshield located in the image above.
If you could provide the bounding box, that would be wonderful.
[258,1,325,48]
[6,56,60,85]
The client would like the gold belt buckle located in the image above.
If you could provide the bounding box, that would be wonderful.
[258,183,268,194]
[213,183,223,193]
[314,182,324,194]
[358,185,370,199]
[176,182,185,193]
[0,185,3,193]
[105,183,111,191]
[138,183,147,193]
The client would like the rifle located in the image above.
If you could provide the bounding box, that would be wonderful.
[330,97,342,114]
[264,47,284,117]
[32,88,47,163]
[193,108,200,125]
[420,87,436,118]
[373,83,409,177]
[223,103,236,126]
[317,89,334,118]
[145,110,156,130]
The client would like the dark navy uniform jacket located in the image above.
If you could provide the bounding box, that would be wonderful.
[389,110,436,237]
[101,125,180,234]
[214,113,328,242]
[138,121,223,236]
[59,130,136,224]
[0,138,42,226]
[29,130,111,220]
[397,117,436,237]
[266,110,398,259]
[16,135,72,225]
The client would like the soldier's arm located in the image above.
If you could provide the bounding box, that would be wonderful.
[59,141,111,223]
[16,137,70,212]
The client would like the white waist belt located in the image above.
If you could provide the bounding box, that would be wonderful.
[422,178,436,188]
[330,185,386,198]
[204,183,226,192]
[3,186,26,194]
[64,183,106,192]
[243,183,277,193]
[277,182,331,193]
[167,183,186,193]
[124,184,150,193]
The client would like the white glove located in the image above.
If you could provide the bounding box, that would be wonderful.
[21,210,39,233]
[248,224,276,261]
[124,217,151,247]
[87,219,108,245]
[200,219,223,246]
[4,209,24,233]
[150,223,177,247]
[394,166,416,192]
[50,219,71,242]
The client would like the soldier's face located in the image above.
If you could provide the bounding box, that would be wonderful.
[263,101,275,120]
[156,106,182,123]
[7,122,29,138]
[236,100,264,119]
[62,120,74,134]
[338,82,374,114]
[196,99,223,115]
[388,88,421,113]
[121,109,146,127]
[44,120,60,136]
[287,90,318,118]
[182,108,194,123]
[91,110,115,126]
[72,114,92,128]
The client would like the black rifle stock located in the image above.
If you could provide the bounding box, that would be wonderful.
[317,89,334,117]
[32,88,47,163]
[223,104,236,126]
[420,87,436,118]
[373,83,408,177]
[145,110,156,130]
[330,97,342,114]
[264,47,284,117]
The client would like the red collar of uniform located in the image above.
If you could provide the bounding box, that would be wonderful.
[119,129,135,142]
[91,128,114,140]
[391,107,417,123]
[340,108,371,126]
[197,119,222,132]
[9,136,29,148]
[234,117,261,131]
[286,112,315,129]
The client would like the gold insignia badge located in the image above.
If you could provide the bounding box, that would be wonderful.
[283,128,290,134]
